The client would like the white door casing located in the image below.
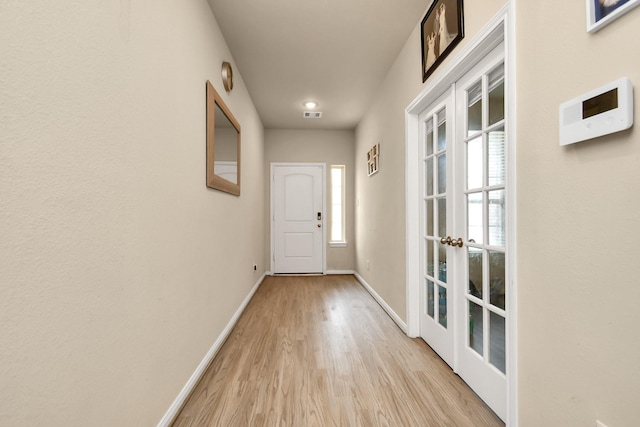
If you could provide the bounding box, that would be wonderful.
[272,164,325,274]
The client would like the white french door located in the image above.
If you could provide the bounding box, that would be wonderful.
[419,89,455,368]
[454,45,507,420]
[419,44,508,421]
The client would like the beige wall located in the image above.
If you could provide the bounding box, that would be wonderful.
[516,3,640,427]
[0,1,264,426]
[265,129,355,272]
[355,0,507,322]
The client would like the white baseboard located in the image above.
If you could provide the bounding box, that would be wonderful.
[157,273,266,427]
[326,269,355,275]
[267,271,355,276]
[354,272,407,333]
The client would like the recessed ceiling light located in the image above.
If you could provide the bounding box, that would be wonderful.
[304,101,318,109]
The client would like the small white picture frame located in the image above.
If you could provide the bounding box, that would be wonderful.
[586,0,640,33]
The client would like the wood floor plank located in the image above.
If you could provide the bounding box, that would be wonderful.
[172,275,504,427]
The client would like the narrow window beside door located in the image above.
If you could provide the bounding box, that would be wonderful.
[330,165,346,246]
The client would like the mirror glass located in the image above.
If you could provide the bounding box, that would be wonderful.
[213,103,238,184]
[206,81,240,195]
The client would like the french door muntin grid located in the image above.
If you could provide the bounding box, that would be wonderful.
[423,107,449,329]
[463,62,507,375]
[421,62,507,364]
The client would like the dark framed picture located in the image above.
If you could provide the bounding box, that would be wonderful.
[421,0,464,82]
[587,0,640,32]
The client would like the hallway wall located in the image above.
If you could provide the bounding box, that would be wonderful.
[516,2,640,426]
[0,1,264,425]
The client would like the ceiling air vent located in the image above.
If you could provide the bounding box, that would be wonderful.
[303,111,323,119]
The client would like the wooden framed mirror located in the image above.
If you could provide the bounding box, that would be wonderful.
[206,80,241,195]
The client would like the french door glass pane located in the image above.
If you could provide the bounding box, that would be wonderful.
[468,248,483,298]
[438,244,447,283]
[438,197,447,238]
[427,280,435,318]
[488,128,505,186]
[437,112,447,151]
[469,301,483,355]
[488,190,505,247]
[438,286,447,328]
[467,192,483,244]
[467,136,483,189]
[467,81,483,135]
[426,199,434,236]
[490,311,506,374]
[426,119,434,155]
[437,153,447,194]
[489,250,506,310]
[427,240,435,277]
[426,158,433,196]
[488,66,505,126]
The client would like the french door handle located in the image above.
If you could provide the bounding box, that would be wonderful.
[451,237,464,248]
[440,236,464,247]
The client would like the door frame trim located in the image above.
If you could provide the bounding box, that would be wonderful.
[405,4,517,426]
[270,162,327,275]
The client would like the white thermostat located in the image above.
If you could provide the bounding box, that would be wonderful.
[559,77,633,146]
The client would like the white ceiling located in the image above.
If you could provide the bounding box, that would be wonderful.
[207,0,429,130]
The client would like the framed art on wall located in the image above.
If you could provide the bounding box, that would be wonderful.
[421,0,464,82]
[367,144,379,176]
[587,0,640,32]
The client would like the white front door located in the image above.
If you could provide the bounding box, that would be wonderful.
[272,164,325,274]
[418,44,508,421]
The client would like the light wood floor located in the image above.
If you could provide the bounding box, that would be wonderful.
[173,275,504,427]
